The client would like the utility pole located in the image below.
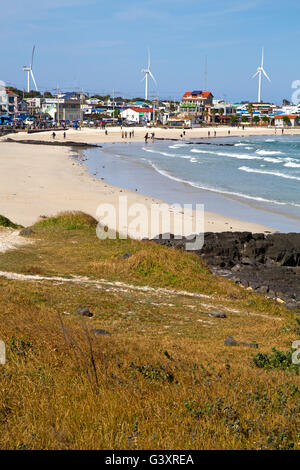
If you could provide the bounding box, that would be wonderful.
[112,89,115,126]
[80,88,84,125]
[112,89,120,126]
[57,86,60,126]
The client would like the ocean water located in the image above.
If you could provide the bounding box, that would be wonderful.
[81,135,300,232]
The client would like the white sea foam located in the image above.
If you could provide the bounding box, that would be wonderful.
[284,161,300,168]
[143,147,192,159]
[239,166,300,181]
[255,150,283,156]
[190,148,262,160]
[148,162,300,208]
[168,143,188,149]
[263,157,284,163]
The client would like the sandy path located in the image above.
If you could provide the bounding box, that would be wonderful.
[0,228,32,253]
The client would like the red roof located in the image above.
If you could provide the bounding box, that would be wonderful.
[182,91,212,99]
[129,107,153,113]
[275,114,298,119]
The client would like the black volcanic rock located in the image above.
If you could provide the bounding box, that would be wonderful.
[149,232,300,304]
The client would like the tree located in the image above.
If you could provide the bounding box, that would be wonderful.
[211,108,217,123]
[262,116,269,125]
[253,116,260,125]
[241,116,249,123]
[282,116,291,126]
[247,103,253,125]
[230,115,238,125]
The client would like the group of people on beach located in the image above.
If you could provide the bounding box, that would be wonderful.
[122,130,134,139]
[52,132,67,139]
[144,132,155,143]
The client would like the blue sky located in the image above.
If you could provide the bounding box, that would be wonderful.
[2,0,300,102]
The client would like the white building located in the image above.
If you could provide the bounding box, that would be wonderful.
[120,107,153,124]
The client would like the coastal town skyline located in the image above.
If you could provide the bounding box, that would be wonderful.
[1,0,300,102]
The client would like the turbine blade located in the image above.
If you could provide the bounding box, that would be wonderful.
[148,48,151,69]
[252,71,259,79]
[149,71,157,87]
[262,69,271,82]
[31,70,38,91]
[261,47,264,67]
[31,46,36,68]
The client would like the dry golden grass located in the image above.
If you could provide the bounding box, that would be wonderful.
[0,212,299,450]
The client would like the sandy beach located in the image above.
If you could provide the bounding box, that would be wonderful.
[1,125,300,234]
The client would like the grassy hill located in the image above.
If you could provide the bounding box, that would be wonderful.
[0,212,299,450]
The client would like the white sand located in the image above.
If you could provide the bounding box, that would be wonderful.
[2,125,298,234]
[0,228,32,253]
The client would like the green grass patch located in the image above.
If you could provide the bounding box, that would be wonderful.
[0,215,19,229]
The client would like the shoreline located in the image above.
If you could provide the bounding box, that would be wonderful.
[1,126,300,234]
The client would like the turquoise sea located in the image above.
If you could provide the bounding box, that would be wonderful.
[80,136,300,233]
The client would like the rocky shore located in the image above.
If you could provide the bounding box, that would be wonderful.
[150,232,300,308]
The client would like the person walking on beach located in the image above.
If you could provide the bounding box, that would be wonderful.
[63,132,66,139]
[105,130,108,136]
[125,131,127,138]
[52,132,56,139]
[145,133,149,143]
[132,130,134,137]
[208,131,210,137]
[228,130,230,135]
[214,130,216,137]
[152,132,155,141]
[122,131,124,139]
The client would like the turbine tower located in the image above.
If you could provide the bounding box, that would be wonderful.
[252,48,270,103]
[141,49,157,101]
[23,46,38,93]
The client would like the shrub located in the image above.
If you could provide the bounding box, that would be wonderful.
[252,347,299,372]
[0,215,19,229]
[36,211,98,231]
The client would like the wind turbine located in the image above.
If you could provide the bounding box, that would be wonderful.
[252,48,271,103]
[23,46,38,93]
[141,49,157,101]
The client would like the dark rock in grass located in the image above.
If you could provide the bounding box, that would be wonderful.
[19,228,34,237]
[225,336,238,346]
[122,253,132,259]
[90,329,110,336]
[76,307,93,317]
[225,336,258,348]
[240,341,259,349]
[286,303,298,311]
[209,311,227,318]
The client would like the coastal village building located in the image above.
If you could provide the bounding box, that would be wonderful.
[120,107,153,124]
[42,98,81,122]
[273,114,299,127]
[0,89,18,118]
[180,91,213,122]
